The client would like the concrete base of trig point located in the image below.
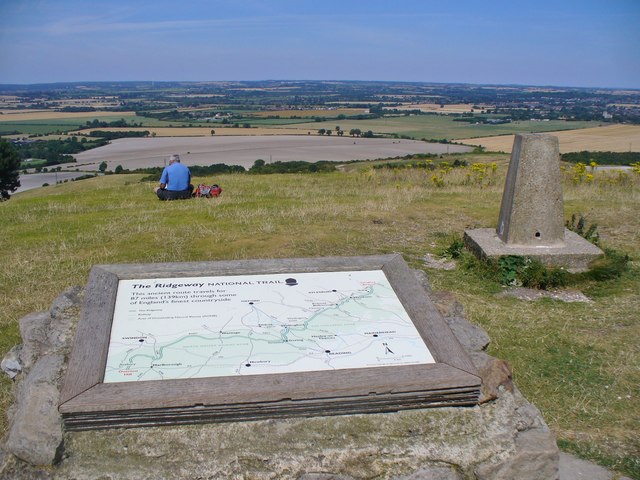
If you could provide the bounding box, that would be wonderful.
[464,228,604,273]
[465,133,604,272]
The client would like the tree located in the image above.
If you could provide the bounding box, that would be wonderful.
[98,161,108,173]
[0,140,21,200]
[318,128,326,135]
[114,165,124,174]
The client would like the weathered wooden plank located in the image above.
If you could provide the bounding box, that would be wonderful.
[382,256,478,375]
[64,389,479,421]
[63,397,479,427]
[62,388,480,431]
[65,390,479,421]
[60,363,478,413]
[59,266,119,404]
[98,255,394,279]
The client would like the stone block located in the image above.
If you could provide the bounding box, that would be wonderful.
[1,345,22,379]
[17,311,51,372]
[46,286,83,354]
[6,354,64,466]
[557,452,628,480]
[475,428,559,480]
[392,465,464,479]
[464,228,604,273]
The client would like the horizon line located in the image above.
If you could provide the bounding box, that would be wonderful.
[1,79,639,92]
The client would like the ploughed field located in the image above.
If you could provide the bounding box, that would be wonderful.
[71,135,472,171]
[16,135,472,193]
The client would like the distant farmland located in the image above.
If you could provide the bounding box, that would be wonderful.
[459,124,640,153]
[273,116,601,141]
[0,110,136,121]
[1,108,601,142]
[0,111,146,136]
[249,108,367,118]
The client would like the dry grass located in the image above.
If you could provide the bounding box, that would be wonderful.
[0,161,638,476]
[460,124,640,153]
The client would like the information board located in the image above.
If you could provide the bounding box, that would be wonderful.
[105,270,434,382]
[60,255,480,430]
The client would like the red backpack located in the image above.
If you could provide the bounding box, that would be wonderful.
[194,184,222,198]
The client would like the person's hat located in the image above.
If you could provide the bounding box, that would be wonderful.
[169,154,181,162]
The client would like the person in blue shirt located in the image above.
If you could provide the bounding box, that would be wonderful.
[154,154,194,200]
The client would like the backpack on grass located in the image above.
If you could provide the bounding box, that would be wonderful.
[194,184,222,198]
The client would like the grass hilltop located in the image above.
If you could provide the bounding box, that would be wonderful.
[1,153,638,478]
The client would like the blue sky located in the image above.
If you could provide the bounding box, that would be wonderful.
[1,0,639,88]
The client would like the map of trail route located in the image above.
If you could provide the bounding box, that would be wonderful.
[104,270,435,383]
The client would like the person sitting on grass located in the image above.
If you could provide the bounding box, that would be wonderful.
[154,154,194,200]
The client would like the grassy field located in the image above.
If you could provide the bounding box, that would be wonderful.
[277,116,601,141]
[0,110,137,122]
[0,112,194,136]
[1,155,638,477]
[249,108,367,118]
[78,126,314,137]
[0,114,144,136]
[232,118,313,126]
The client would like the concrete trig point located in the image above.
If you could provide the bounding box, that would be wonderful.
[464,133,603,272]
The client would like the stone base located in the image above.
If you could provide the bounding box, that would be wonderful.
[464,228,604,273]
[1,278,562,480]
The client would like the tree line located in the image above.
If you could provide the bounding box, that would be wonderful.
[560,151,640,166]
[13,137,107,166]
[88,130,150,140]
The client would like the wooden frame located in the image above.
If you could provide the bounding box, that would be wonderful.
[60,254,480,430]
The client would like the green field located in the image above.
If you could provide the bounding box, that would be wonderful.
[1,158,638,477]
[0,114,191,135]
[230,117,317,126]
[0,121,81,135]
[285,116,601,141]
[0,111,602,141]
[18,158,47,169]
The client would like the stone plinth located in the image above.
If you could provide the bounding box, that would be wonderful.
[464,228,604,273]
[1,278,561,480]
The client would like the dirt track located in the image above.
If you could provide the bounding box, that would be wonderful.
[71,135,471,171]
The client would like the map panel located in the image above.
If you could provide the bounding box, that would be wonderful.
[104,270,434,383]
